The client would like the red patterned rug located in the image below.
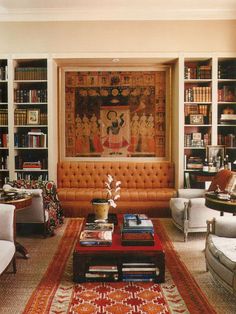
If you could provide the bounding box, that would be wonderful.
[23,219,216,314]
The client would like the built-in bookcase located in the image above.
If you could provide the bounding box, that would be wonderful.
[13,59,48,181]
[183,58,213,187]
[0,59,9,187]
[181,56,236,188]
[217,58,236,168]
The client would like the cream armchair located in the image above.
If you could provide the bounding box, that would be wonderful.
[170,169,234,241]
[206,217,236,294]
[170,188,221,241]
[0,204,16,275]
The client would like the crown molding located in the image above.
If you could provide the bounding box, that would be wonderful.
[0,8,235,22]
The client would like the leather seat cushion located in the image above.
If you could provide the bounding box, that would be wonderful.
[57,188,176,202]
[207,234,236,271]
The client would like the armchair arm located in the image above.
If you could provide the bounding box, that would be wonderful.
[0,204,15,242]
[214,217,236,238]
[178,189,205,199]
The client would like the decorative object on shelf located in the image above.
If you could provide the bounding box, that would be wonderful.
[189,114,204,125]
[27,109,40,125]
[206,145,225,165]
[91,174,121,221]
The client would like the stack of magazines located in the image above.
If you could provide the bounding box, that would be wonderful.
[122,262,157,282]
[121,214,154,246]
[85,265,118,281]
[79,222,114,246]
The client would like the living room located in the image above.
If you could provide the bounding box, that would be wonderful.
[0,1,236,313]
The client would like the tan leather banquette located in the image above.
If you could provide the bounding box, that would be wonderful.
[57,161,176,217]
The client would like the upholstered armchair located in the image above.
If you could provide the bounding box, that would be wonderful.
[170,169,234,241]
[6,180,64,236]
[206,216,236,294]
[0,204,16,275]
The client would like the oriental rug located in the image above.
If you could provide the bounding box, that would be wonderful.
[22,219,216,314]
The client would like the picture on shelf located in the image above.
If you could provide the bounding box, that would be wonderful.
[207,145,225,162]
[27,109,40,125]
[190,114,204,125]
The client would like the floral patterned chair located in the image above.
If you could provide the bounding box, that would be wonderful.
[7,180,64,236]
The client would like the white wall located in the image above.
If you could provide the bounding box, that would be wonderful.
[0,20,236,53]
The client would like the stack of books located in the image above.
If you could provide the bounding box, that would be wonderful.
[79,222,114,246]
[121,214,154,246]
[122,262,158,282]
[85,265,118,281]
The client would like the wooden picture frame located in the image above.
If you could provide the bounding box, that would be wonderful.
[190,114,204,125]
[27,109,40,125]
[207,145,225,162]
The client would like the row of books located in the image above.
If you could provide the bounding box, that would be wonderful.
[184,103,209,117]
[218,63,236,79]
[121,262,158,282]
[85,265,118,281]
[79,222,114,246]
[14,89,47,103]
[185,87,212,103]
[0,109,8,125]
[15,155,48,170]
[184,65,211,80]
[184,133,210,148]
[121,214,154,246]
[84,262,158,282]
[15,67,47,81]
[14,132,47,148]
[14,109,47,125]
[218,134,236,147]
[218,86,236,102]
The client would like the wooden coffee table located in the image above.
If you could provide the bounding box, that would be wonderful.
[73,215,165,283]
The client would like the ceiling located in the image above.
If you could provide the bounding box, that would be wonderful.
[0,0,235,21]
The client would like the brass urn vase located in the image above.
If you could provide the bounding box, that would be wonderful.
[91,198,110,221]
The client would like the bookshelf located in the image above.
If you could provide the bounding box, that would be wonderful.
[217,58,236,169]
[180,56,236,188]
[0,58,9,187]
[13,59,48,181]
[183,58,212,187]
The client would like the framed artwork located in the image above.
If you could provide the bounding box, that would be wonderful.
[60,68,170,159]
[27,109,40,125]
[190,114,204,125]
[207,145,225,162]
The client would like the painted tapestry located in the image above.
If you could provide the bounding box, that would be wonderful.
[65,71,166,157]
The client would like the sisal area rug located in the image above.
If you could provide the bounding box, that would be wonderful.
[21,219,215,314]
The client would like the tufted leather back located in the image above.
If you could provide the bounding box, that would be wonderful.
[57,161,175,189]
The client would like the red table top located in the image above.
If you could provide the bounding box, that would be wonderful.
[74,215,164,253]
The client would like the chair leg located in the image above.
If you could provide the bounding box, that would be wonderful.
[184,232,188,242]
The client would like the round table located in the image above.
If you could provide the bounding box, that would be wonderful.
[0,193,33,258]
[205,194,236,216]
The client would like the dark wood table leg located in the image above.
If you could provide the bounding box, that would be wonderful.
[155,251,165,283]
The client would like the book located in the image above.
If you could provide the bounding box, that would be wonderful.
[121,232,154,246]
[89,265,118,272]
[84,222,114,232]
[79,230,112,246]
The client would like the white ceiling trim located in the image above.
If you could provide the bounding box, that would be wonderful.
[0,8,236,21]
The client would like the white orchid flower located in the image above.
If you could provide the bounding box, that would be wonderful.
[115,187,121,193]
[114,195,120,200]
[107,174,113,183]
[109,199,117,208]
[116,181,121,187]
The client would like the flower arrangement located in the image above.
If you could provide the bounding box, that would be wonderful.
[105,174,121,208]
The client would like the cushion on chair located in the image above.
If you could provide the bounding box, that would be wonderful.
[0,240,15,274]
[207,234,236,271]
[214,217,236,238]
